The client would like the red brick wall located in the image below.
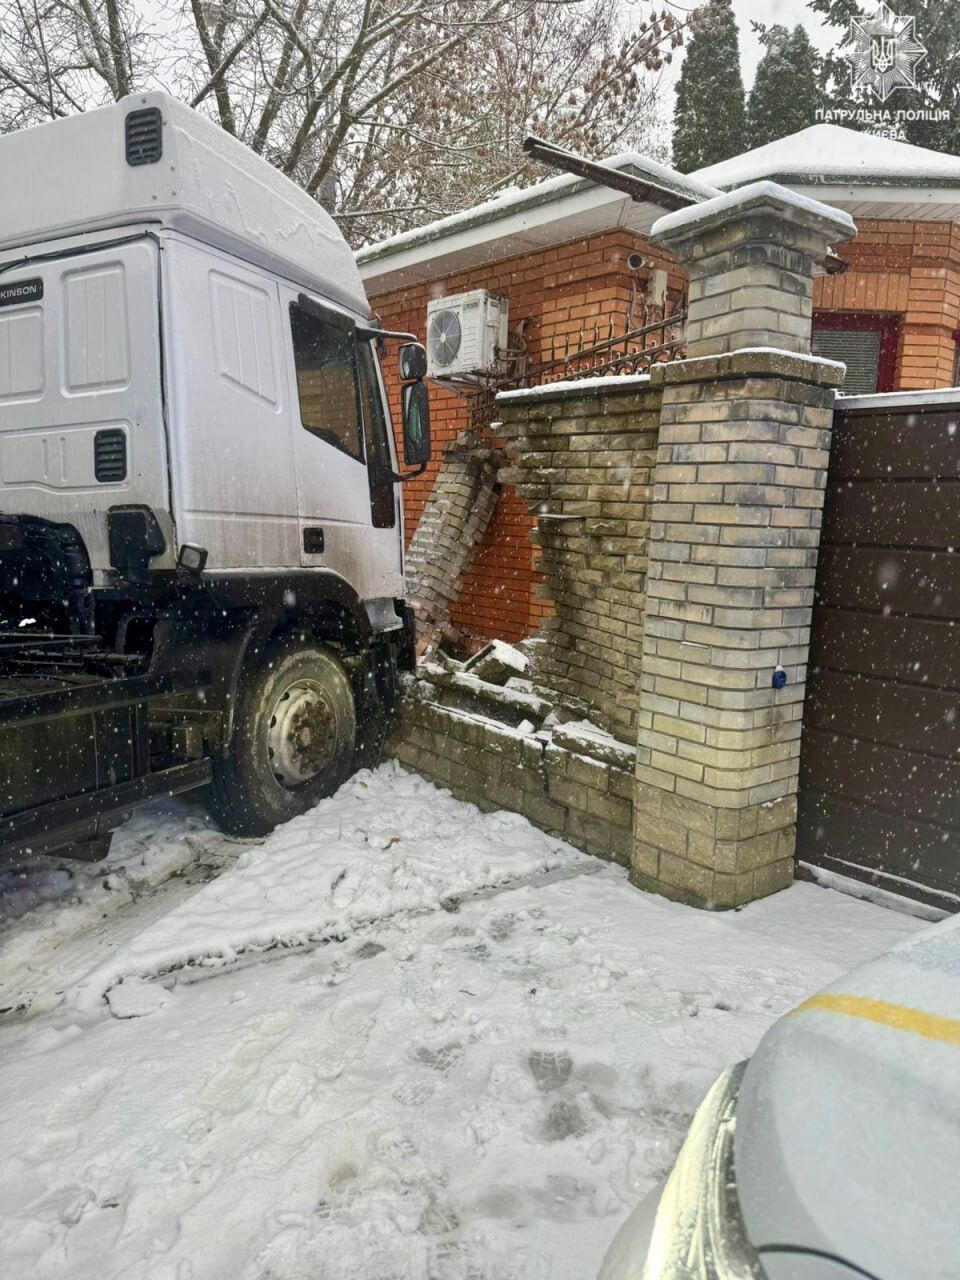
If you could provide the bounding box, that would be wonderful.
[369,217,960,646]
[368,228,682,643]
[815,219,960,390]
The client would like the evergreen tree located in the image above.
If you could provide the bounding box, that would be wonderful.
[809,0,960,155]
[672,0,746,171]
[747,25,821,147]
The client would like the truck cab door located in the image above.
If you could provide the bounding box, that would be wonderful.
[280,289,401,602]
[355,336,402,576]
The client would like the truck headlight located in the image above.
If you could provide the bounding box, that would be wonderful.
[643,1062,767,1279]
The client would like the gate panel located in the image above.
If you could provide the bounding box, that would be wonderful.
[798,394,960,909]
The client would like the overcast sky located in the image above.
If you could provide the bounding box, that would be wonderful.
[724,0,839,87]
[629,0,842,92]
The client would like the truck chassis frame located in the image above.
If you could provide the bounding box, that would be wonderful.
[0,633,210,863]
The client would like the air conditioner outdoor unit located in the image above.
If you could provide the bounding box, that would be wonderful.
[425,289,508,378]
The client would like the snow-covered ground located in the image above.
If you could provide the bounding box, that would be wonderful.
[0,765,923,1279]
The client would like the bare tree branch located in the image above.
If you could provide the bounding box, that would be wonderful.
[0,0,686,247]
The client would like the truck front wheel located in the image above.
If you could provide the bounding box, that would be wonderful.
[207,638,356,837]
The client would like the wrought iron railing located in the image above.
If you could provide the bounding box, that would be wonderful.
[523,302,686,386]
[446,294,687,430]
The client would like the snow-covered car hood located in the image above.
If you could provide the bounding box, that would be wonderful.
[736,911,960,1279]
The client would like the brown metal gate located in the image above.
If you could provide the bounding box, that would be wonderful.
[798,391,960,911]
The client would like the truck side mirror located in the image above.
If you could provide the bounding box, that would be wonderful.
[401,381,431,466]
[398,341,427,381]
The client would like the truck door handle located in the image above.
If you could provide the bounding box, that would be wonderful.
[303,527,324,554]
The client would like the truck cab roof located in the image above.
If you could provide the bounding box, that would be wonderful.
[0,92,366,315]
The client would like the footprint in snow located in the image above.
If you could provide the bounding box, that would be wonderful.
[312,1046,347,1081]
[199,1061,256,1114]
[45,1069,114,1128]
[486,912,517,941]
[165,1107,215,1143]
[238,1137,301,1176]
[431,1238,549,1280]
[542,1098,589,1142]
[527,1049,573,1093]
[256,1009,296,1038]
[329,990,382,1036]
[355,940,385,960]
[413,1042,463,1074]
[418,1202,460,1236]
[393,1079,435,1107]
[265,1061,316,1115]
[26,1125,81,1161]
[372,1129,418,1163]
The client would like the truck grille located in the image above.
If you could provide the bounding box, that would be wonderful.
[94,430,127,482]
[125,108,163,166]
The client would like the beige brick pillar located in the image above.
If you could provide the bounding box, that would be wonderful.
[633,183,856,908]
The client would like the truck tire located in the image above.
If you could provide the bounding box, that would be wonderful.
[207,637,356,838]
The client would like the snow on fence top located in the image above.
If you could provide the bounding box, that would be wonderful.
[838,387,960,411]
[692,124,960,190]
[0,92,367,314]
[496,372,653,401]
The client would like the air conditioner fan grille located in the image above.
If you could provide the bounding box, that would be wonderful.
[428,309,462,368]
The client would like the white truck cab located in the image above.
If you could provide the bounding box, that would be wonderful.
[0,94,430,853]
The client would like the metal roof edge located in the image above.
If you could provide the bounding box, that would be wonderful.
[711,173,960,193]
[837,387,960,411]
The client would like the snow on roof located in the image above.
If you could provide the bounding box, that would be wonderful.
[692,125,960,189]
[359,126,960,289]
[651,180,856,242]
[357,154,720,267]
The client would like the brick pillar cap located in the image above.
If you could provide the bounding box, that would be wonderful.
[650,179,856,250]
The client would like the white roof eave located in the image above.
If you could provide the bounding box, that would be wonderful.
[360,186,651,293]
[358,157,719,294]
[785,182,960,221]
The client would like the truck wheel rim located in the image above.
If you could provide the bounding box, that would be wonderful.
[265,678,338,788]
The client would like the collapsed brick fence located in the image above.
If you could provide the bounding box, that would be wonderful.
[389,180,856,910]
[403,432,502,653]
[496,378,662,746]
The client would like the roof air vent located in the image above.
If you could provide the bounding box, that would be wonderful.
[125,108,163,166]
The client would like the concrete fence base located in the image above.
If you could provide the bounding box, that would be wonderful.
[389,672,635,866]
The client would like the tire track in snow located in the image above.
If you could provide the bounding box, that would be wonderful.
[99,859,607,1001]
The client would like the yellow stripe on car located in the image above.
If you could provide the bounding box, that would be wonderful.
[789,994,960,1049]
